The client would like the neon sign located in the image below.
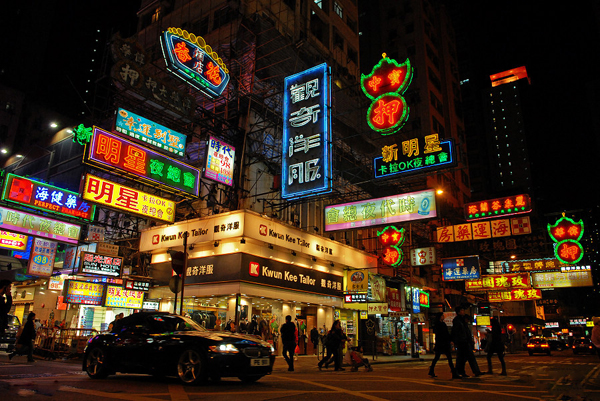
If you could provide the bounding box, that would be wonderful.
[0,230,28,252]
[0,205,81,244]
[64,280,105,306]
[548,214,584,264]
[374,134,455,178]
[464,194,531,221]
[2,173,95,221]
[465,273,531,291]
[282,63,332,199]
[160,27,230,98]
[82,174,176,224]
[204,136,235,186]
[487,288,542,303]
[115,108,187,157]
[85,127,200,197]
[361,54,413,135]
[377,225,405,267]
[442,256,481,281]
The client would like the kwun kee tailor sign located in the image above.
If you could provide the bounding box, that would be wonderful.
[282,63,332,199]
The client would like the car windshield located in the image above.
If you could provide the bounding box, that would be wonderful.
[147,314,206,333]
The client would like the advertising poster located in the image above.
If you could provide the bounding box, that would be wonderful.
[27,238,58,277]
[0,205,81,244]
[204,136,235,186]
[64,280,105,305]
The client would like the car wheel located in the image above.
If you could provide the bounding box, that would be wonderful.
[177,349,206,385]
[238,375,262,383]
[85,347,110,379]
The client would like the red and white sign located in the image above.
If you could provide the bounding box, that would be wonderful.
[410,247,436,266]
[511,217,531,235]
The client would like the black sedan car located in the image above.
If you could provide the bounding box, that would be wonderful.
[0,315,21,353]
[572,337,596,355]
[83,312,275,384]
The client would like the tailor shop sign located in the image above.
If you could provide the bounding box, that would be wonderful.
[184,253,342,297]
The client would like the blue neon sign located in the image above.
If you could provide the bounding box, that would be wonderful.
[282,63,332,199]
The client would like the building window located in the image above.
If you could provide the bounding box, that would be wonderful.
[334,1,343,18]
[347,46,358,65]
[333,28,344,50]
[310,13,329,45]
[430,91,443,115]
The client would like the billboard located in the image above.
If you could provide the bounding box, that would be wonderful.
[504,258,566,273]
[104,285,144,309]
[0,230,28,252]
[79,251,123,277]
[115,108,186,157]
[2,173,95,221]
[0,205,81,244]
[410,247,436,266]
[437,217,529,243]
[282,63,332,199]
[64,280,105,306]
[442,256,481,281]
[27,238,57,277]
[325,189,436,231]
[465,194,531,221]
[204,136,235,186]
[465,273,531,291]
[84,127,200,197]
[531,268,593,289]
[82,174,176,224]
[488,288,542,302]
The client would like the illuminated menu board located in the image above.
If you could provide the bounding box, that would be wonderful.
[85,127,200,197]
[204,136,235,186]
[104,285,144,309]
[2,173,95,221]
[64,280,105,305]
[464,194,531,221]
[79,251,123,277]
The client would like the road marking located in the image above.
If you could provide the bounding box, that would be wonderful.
[168,384,190,401]
[273,374,388,401]
[59,385,166,401]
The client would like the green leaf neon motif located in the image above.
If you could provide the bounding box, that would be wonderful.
[73,124,93,146]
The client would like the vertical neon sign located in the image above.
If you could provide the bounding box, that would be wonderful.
[548,213,584,264]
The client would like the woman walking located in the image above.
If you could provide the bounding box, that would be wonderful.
[429,312,460,378]
[485,317,507,375]
[318,320,346,371]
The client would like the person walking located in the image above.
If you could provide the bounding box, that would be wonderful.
[429,312,460,379]
[9,312,37,362]
[451,306,483,378]
[280,315,297,371]
[108,312,124,333]
[310,326,319,355]
[0,280,13,337]
[318,320,346,371]
[591,316,600,359]
[485,317,507,375]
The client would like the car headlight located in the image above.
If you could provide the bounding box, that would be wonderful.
[209,344,240,354]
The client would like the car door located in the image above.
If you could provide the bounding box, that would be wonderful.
[111,320,153,371]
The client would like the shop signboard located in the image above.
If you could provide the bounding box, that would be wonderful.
[103,284,144,309]
[545,322,559,328]
[569,318,587,326]
[143,300,160,310]
[325,189,436,232]
[0,230,28,251]
[63,243,97,272]
[419,291,429,307]
[64,280,105,305]
[531,268,593,289]
[160,27,230,98]
[412,288,420,313]
[84,127,200,197]
[282,63,332,199]
[374,136,456,178]
[369,273,387,302]
[387,287,401,311]
[410,247,436,266]
[86,225,105,242]
[367,303,389,314]
[124,279,151,292]
[464,194,532,221]
[96,243,119,257]
[547,214,584,264]
[11,235,33,260]
[344,293,367,303]
[82,174,176,224]
[504,258,565,273]
[204,136,235,186]
[437,217,529,243]
[346,270,368,293]
[476,316,491,326]
[0,205,81,245]
[442,256,481,281]
[49,274,76,291]
[465,273,531,291]
[79,251,123,277]
[27,238,58,277]
[115,108,186,157]
[2,173,95,221]
[487,288,542,302]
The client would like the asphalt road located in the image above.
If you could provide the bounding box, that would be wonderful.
[1,350,599,400]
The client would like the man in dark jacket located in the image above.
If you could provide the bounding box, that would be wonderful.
[429,312,459,378]
[310,326,319,355]
[0,280,12,337]
[280,315,297,371]
[452,306,483,377]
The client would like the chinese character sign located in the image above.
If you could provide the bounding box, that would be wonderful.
[531,268,593,289]
[204,136,235,186]
[160,27,230,98]
[505,258,565,273]
[378,225,405,267]
[27,238,57,277]
[2,173,95,221]
[442,256,481,281]
[488,288,542,302]
[282,63,332,199]
[0,205,81,244]
[436,218,529,243]
[79,251,124,277]
[86,127,200,197]
[325,189,436,231]
[374,136,455,178]
[115,108,187,157]
[104,285,144,309]
[410,247,436,266]
[82,174,176,223]
[547,214,584,264]
[64,280,105,306]
[465,273,531,291]
[465,194,531,221]
[361,55,413,135]
[0,230,28,251]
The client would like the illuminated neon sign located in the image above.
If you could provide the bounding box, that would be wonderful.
[465,273,531,291]
[115,108,187,157]
[487,288,542,303]
[374,134,455,178]
[160,27,230,98]
[377,225,405,267]
[2,173,95,221]
[64,280,105,306]
[85,127,200,197]
[465,194,531,221]
[282,63,332,199]
[361,54,413,135]
[204,136,235,186]
[442,256,480,281]
[0,230,28,252]
[0,205,81,244]
[82,174,176,224]
[548,214,584,264]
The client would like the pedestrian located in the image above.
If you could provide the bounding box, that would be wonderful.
[247,316,258,335]
[485,317,507,375]
[429,312,460,379]
[280,315,296,371]
[0,280,12,337]
[108,312,124,333]
[349,346,373,372]
[591,316,600,360]
[318,320,346,371]
[310,326,319,355]
[9,312,37,362]
[451,306,483,378]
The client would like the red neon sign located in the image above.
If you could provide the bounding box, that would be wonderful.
[465,194,531,221]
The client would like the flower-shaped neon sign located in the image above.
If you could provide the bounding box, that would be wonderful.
[548,213,584,264]
[377,225,405,267]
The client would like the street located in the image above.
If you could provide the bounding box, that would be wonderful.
[1,351,599,400]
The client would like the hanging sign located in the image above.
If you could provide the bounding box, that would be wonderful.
[465,194,531,221]
[0,230,28,251]
[487,288,542,302]
[82,174,176,224]
[0,205,81,244]
[282,63,332,199]
[505,258,565,273]
[346,270,368,293]
[378,225,405,267]
[115,108,186,157]
[84,127,200,197]
[442,256,481,281]
[204,136,235,186]
[375,135,455,178]
[531,268,593,289]
[160,27,230,98]
[124,279,151,292]
[410,247,436,266]
[27,238,58,277]
[2,173,95,221]
[547,214,584,264]
[465,273,531,291]
[104,285,144,309]
[79,251,123,277]
[64,280,105,305]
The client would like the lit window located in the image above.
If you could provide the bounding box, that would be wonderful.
[314,0,322,9]
[334,1,343,18]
